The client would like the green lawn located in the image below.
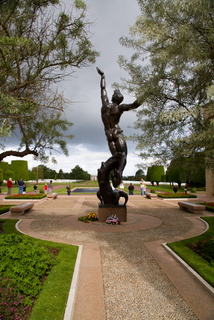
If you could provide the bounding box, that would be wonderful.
[0,181,204,195]
[0,219,78,320]
[149,184,184,193]
[167,217,214,288]
[0,181,98,195]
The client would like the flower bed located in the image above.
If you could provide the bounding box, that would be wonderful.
[5,194,47,200]
[0,205,14,215]
[199,202,214,213]
[157,192,197,199]
[78,212,98,222]
[0,233,57,319]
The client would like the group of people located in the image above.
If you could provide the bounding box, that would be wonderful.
[6,179,191,197]
[7,178,27,195]
[6,178,53,195]
[174,183,189,194]
[109,179,147,196]
[128,179,147,196]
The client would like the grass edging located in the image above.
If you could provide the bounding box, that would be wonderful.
[166,217,214,293]
[28,240,78,320]
[1,219,79,320]
[63,245,83,320]
[162,242,214,298]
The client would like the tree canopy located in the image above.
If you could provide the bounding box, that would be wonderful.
[0,0,99,162]
[116,0,214,169]
[70,165,90,180]
[166,154,205,187]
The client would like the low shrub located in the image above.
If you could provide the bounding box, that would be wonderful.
[199,202,214,213]
[158,193,197,199]
[5,194,46,200]
[0,234,57,305]
[0,220,78,320]
[0,277,32,320]
[191,188,197,193]
[0,205,14,215]
[188,237,214,265]
[150,189,156,193]
[197,187,206,191]
[39,189,44,194]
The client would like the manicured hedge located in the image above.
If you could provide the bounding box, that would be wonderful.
[10,160,29,181]
[0,162,9,174]
[5,193,46,200]
[0,205,14,215]
[158,193,197,199]
[199,202,214,213]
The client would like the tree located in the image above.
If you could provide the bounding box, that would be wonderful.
[0,162,9,176]
[116,0,214,169]
[166,154,205,187]
[0,0,99,162]
[147,165,165,185]
[10,160,29,181]
[5,170,15,181]
[135,169,145,180]
[38,165,56,179]
[32,167,44,180]
[0,168,3,185]
[70,165,90,180]
[29,171,37,181]
[58,169,64,179]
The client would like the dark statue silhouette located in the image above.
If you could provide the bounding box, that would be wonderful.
[96,67,140,206]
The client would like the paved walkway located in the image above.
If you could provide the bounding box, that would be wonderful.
[1,193,214,319]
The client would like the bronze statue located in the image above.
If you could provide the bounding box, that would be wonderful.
[96,67,141,206]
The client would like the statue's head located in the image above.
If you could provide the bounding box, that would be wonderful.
[112,89,124,104]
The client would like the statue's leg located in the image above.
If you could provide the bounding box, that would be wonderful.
[112,154,127,188]
[97,152,126,205]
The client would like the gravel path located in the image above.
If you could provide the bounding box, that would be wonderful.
[25,196,200,320]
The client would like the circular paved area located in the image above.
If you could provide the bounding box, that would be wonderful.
[62,213,162,232]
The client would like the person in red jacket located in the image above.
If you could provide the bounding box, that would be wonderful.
[7,178,12,196]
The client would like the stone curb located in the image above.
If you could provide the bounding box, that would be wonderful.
[63,245,83,320]
[159,197,197,200]
[162,218,214,299]
[16,219,27,234]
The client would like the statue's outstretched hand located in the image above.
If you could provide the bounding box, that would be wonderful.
[96,67,104,76]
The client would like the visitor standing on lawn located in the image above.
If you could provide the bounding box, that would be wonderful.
[44,183,48,194]
[18,178,24,194]
[34,183,38,193]
[48,180,53,194]
[7,178,12,196]
[128,183,134,195]
[140,179,146,196]
[184,183,188,195]
[119,181,124,191]
[66,185,71,195]
[173,185,178,193]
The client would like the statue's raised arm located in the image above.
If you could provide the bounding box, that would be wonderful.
[96,67,109,105]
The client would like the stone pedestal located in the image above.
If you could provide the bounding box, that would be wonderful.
[98,203,127,222]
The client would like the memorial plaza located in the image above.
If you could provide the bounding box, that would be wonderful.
[1,188,214,320]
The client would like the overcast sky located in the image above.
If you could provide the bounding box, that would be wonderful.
[5,0,144,176]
